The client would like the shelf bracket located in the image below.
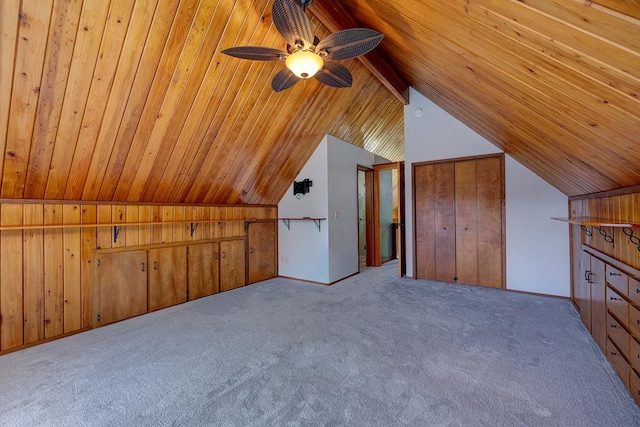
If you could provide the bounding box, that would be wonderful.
[190,222,198,237]
[594,226,614,248]
[313,219,321,232]
[580,225,593,238]
[113,225,122,243]
[623,227,640,252]
[282,219,291,230]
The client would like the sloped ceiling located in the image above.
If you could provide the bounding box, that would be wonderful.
[1,1,638,205]
[319,0,640,197]
[0,0,403,205]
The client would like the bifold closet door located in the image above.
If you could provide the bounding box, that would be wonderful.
[454,157,503,288]
[414,162,455,282]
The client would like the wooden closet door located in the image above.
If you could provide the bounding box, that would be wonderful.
[454,157,503,288]
[220,239,246,292]
[187,242,219,300]
[93,250,147,327]
[475,156,503,288]
[248,221,277,284]
[148,246,187,312]
[454,160,479,285]
[414,163,455,281]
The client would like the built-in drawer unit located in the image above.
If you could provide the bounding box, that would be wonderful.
[607,264,629,295]
[630,305,640,338]
[607,286,629,325]
[607,339,630,388]
[608,313,630,358]
[631,369,640,407]
[630,277,640,306]
[631,338,640,373]
[576,247,640,403]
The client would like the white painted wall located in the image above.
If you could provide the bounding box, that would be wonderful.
[279,135,384,284]
[327,135,381,282]
[405,88,570,296]
[278,137,330,283]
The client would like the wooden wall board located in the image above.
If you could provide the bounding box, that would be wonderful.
[23,203,44,344]
[1,204,23,349]
[43,204,64,338]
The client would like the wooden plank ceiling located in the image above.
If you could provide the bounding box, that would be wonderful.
[2,1,638,204]
[320,0,640,197]
[0,0,404,205]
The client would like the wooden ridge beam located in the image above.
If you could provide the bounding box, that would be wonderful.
[308,1,410,105]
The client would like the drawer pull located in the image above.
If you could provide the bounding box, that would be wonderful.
[636,289,640,294]
[610,324,617,328]
[611,351,619,356]
[609,272,623,276]
[609,296,622,301]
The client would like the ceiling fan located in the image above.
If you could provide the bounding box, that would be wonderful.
[222,0,384,92]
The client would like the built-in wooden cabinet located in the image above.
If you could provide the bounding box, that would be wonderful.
[93,236,255,328]
[148,246,188,312]
[413,154,504,288]
[220,239,246,292]
[577,250,606,352]
[93,250,147,327]
[187,242,220,300]
[247,221,277,284]
[574,246,640,406]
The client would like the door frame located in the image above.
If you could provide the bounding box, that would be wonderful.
[357,165,375,270]
[373,162,406,276]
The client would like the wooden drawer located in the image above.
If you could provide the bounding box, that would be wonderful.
[607,339,630,388]
[631,338,640,373]
[631,369,640,408]
[630,305,640,339]
[630,277,640,306]
[606,264,628,296]
[607,313,630,358]
[607,286,629,325]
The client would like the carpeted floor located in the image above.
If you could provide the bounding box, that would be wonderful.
[1,261,639,426]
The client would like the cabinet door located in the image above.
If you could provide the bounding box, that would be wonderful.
[590,256,606,352]
[248,221,277,284]
[220,240,246,292]
[188,242,219,300]
[575,250,592,330]
[148,246,187,312]
[93,250,147,327]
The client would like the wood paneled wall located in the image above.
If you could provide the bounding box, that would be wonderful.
[0,201,276,353]
[570,189,640,270]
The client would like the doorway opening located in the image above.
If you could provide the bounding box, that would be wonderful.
[357,166,374,271]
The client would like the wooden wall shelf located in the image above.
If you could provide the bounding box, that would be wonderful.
[279,218,326,232]
[551,217,640,228]
[552,217,640,252]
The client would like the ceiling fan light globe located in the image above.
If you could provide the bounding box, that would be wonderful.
[285,50,324,79]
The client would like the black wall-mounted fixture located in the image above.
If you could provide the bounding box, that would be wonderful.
[293,179,313,195]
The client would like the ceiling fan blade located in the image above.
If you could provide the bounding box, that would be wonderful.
[272,68,300,92]
[221,46,286,61]
[272,0,315,49]
[316,28,384,61]
[315,62,352,88]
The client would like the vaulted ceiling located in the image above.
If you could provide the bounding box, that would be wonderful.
[0,0,638,204]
